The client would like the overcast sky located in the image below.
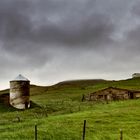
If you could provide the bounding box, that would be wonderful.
[0,0,140,89]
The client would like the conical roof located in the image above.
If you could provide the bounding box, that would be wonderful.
[11,74,29,81]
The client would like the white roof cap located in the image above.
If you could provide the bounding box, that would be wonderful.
[11,74,29,81]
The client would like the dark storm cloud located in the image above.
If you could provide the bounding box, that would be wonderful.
[0,0,115,50]
[0,1,30,40]
[131,1,140,16]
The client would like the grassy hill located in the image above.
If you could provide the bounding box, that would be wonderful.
[0,78,140,139]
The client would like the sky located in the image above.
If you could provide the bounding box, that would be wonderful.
[0,0,140,89]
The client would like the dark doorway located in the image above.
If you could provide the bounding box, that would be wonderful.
[130,92,134,99]
[104,95,107,100]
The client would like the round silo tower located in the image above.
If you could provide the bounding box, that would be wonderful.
[10,74,30,109]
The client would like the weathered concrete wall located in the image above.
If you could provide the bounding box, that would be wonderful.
[134,92,140,98]
[88,88,137,101]
[10,81,30,109]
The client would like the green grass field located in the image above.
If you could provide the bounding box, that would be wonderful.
[0,78,140,139]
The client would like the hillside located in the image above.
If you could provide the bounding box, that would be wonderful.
[54,79,107,87]
[1,78,140,111]
[0,78,140,139]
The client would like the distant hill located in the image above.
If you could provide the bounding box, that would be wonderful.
[54,79,107,87]
[1,78,140,98]
[0,88,9,95]
[0,79,107,95]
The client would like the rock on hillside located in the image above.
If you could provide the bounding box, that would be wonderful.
[132,73,140,78]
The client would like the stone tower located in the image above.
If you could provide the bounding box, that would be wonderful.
[10,74,30,109]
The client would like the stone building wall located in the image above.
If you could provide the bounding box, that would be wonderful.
[10,81,30,109]
[88,87,140,101]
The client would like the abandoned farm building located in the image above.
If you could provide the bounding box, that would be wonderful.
[87,87,140,101]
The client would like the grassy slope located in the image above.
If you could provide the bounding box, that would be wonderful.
[0,78,140,139]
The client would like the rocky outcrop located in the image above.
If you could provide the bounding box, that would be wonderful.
[132,73,140,78]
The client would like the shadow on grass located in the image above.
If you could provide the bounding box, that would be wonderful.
[0,93,41,113]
